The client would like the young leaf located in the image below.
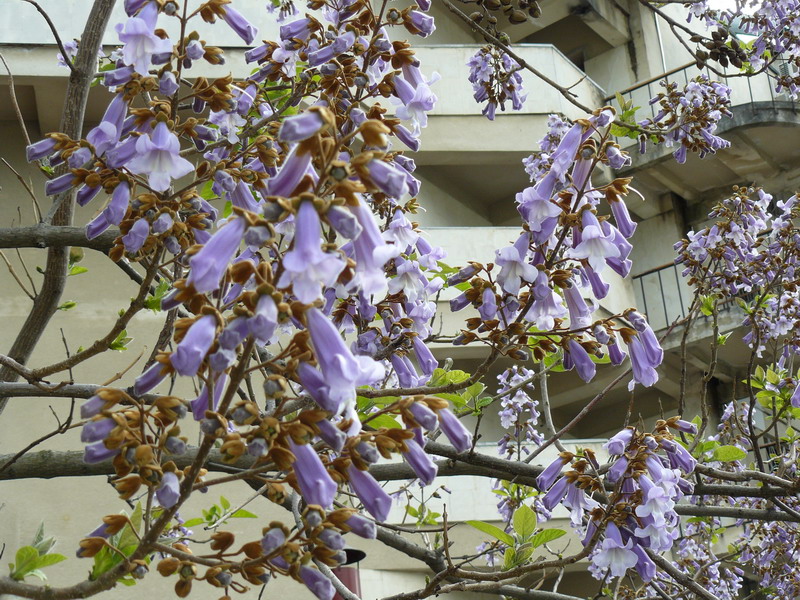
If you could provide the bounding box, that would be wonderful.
[712,445,747,462]
[181,518,205,528]
[465,521,515,546]
[34,554,67,569]
[10,546,40,580]
[530,528,566,548]
[231,509,257,519]
[512,505,537,540]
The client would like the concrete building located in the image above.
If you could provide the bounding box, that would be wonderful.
[0,1,793,598]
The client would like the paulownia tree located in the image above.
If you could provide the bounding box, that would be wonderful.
[1,1,800,599]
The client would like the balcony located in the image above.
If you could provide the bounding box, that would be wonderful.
[606,60,800,221]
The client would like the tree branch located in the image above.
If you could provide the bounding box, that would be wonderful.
[0,225,117,251]
[0,0,117,417]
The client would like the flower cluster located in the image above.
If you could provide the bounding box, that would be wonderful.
[676,186,800,356]
[467,45,527,120]
[536,419,696,582]
[638,75,732,163]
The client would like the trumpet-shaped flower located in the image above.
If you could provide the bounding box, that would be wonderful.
[278,202,346,304]
[127,122,194,192]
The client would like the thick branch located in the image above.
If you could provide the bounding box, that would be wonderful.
[0,225,117,251]
[0,0,117,416]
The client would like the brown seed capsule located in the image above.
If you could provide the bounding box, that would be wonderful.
[157,557,181,577]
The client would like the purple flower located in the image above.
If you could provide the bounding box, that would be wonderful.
[631,545,656,582]
[170,315,216,376]
[81,395,106,419]
[409,401,438,430]
[403,439,437,485]
[307,31,355,66]
[570,211,620,273]
[121,218,149,253]
[326,206,361,239]
[592,523,637,577]
[289,440,338,508]
[26,137,56,162]
[278,202,345,303]
[349,202,399,300]
[128,122,194,192]
[156,471,180,508]
[537,454,570,490]
[248,294,278,343]
[133,362,169,395]
[83,442,120,464]
[186,39,204,61]
[45,173,76,196]
[299,566,335,600]
[609,198,637,238]
[86,94,128,155]
[103,65,135,87]
[266,144,312,196]
[791,383,800,408]
[221,5,258,44]
[525,270,567,331]
[306,307,384,411]
[261,526,285,554]
[316,419,346,452]
[346,464,392,521]
[495,233,537,296]
[159,71,179,96]
[605,428,633,455]
[566,339,595,383]
[279,109,327,142]
[437,408,473,452]
[393,76,437,136]
[345,514,376,538]
[190,374,227,421]
[186,217,246,294]
[408,10,435,37]
[628,336,659,389]
[116,1,173,75]
[367,160,409,198]
[541,476,568,510]
[81,418,116,443]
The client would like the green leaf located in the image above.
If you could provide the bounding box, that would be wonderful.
[144,280,171,312]
[109,330,133,351]
[10,546,40,580]
[712,445,747,463]
[57,301,77,311]
[68,265,88,276]
[231,509,257,519]
[221,201,233,219]
[465,521,514,546]
[199,179,216,200]
[502,547,516,570]
[716,332,731,346]
[700,295,716,316]
[530,528,566,548]
[117,503,142,553]
[405,505,419,518]
[34,554,66,568]
[512,505,537,540]
[220,496,231,511]
[181,518,205,528]
[367,414,401,429]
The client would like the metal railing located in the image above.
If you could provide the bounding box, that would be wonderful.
[631,262,757,331]
[606,59,799,143]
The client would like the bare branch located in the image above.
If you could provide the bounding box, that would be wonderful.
[0,225,117,251]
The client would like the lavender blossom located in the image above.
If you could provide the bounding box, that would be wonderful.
[170,315,216,376]
[289,440,337,508]
[127,122,194,192]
